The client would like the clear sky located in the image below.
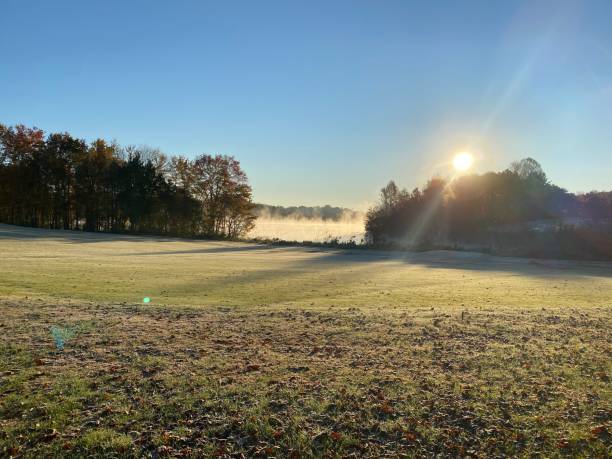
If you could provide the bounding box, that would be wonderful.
[1,0,611,209]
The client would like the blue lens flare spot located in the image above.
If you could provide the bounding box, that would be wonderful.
[143,297,151,303]
[50,326,76,351]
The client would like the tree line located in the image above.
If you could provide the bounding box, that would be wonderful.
[0,124,256,238]
[366,158,612,259]
[254,204,362,221]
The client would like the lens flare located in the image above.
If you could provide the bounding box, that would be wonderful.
[453,152,474,172]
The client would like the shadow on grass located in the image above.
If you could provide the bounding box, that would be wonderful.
[2,223,611,280]
[0,224,175,244]
[116,245,289,256]
[299,248,612,278]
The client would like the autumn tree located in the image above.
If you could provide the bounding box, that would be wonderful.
[0,124,256,238]
[189,154,256,237]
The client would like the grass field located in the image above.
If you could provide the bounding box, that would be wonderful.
[0,223,610,457]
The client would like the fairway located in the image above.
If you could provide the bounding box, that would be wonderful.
[1,224,611,457]
[2,223,612,310]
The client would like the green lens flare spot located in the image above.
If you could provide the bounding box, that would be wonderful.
[143,297,151,303]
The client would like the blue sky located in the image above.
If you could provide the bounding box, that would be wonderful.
[1,0,611,208]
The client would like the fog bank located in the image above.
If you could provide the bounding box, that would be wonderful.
[248,217,365,243]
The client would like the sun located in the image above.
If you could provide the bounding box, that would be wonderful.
[453,152,474,172]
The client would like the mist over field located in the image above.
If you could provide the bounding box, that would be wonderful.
[249,204,365,242]
[248,216,365,243]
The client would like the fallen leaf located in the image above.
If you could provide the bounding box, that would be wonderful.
[41,429,59,443]
[557,438,570,449]
[380,403,394,414]
[595,371,609,382]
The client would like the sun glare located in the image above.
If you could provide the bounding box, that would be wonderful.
[453,152,474,172]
